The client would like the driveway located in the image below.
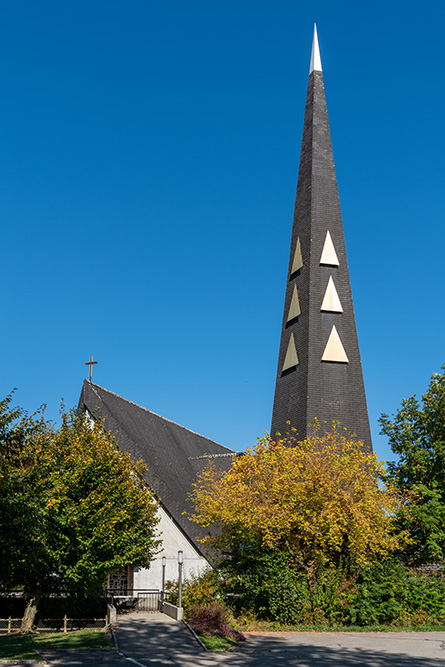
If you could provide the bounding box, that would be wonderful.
[41,612,445,667]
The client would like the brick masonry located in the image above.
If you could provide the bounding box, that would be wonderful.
[270,71,372,451]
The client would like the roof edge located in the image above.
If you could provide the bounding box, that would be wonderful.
[82,380,235,454]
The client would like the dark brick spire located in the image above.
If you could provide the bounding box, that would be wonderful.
[270,28,372,450]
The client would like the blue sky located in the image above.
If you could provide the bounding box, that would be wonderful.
[1,1,444,463]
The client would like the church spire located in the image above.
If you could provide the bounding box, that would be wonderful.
[309,24,322,73]
[271,28,372,449]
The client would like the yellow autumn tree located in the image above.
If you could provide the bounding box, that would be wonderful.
[190,425,408,573]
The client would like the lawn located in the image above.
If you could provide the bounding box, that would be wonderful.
[0,628,112,660]
[197,634,241,652]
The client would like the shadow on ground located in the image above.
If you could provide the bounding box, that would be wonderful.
[41,613,445,666]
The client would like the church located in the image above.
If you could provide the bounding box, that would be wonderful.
[78,26,371,593]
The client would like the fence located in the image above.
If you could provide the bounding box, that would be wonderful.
[0,616,107,634]
[105,589,161,613]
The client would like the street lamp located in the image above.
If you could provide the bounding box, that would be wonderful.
[178,551,183,609]
[161,556,166,608]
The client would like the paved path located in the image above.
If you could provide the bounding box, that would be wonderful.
[233,630,445,666]
[42,612,445,666]
[115,612,214,666]
[115,613,445,667]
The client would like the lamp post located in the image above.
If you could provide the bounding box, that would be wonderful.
[161,556,166,608]
[178,551,183,609]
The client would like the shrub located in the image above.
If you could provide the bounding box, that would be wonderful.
[222,546,358,625]
[164,569,224,613]
[187,601,245,641]
[346,561,445,626]
[181,570,223,613]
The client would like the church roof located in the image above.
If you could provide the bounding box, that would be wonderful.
[78,380,236,557]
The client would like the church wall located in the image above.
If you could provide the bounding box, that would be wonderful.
[133,504,209,591]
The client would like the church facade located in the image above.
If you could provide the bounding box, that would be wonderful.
[78,381,235,590]
[78,27,371,593]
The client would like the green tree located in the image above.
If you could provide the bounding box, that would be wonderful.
[0,395,160,631]
[380,365,445,565]
[190,425,407,576]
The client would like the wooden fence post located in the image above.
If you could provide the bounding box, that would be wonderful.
[7,617,11,634]
[63,615,67,633]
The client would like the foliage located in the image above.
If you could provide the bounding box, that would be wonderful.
[380,365,445,565]
[219,545,357,626]
[187,601,245,643]
[190,426,407,574]
[0,394,160,629]
[0,594,105,620]
[221,550,445,627]
[346,561,445,626]
[164,569,224,616]
[180,570,224,613]
[189,422,444,628]
[221,546,306,624]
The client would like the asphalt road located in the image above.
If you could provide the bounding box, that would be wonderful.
[40,612,445,667]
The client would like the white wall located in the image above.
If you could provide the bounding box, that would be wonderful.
[133,505,209,591]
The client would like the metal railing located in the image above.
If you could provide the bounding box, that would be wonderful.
[105,588,161,613]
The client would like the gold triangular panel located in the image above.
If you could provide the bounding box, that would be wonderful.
[287,284,301,321]
[320,231,339,266]
[291,238,303,273]
[321,276,343,312]
[282,333,299,371]
[322,326,348,363]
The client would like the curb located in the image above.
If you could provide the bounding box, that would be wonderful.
[109,622,119,651]
[182,620,208,652]
[0,649,48,665]
[0,659,47,665]
[39,649,114,653]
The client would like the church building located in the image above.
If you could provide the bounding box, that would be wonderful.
[78,26,371,593]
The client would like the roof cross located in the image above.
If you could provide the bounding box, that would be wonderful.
[85,355,98,381]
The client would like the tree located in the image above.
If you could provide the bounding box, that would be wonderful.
[0,395,160,631]
[190,425,406,575]
[380,365,445,565]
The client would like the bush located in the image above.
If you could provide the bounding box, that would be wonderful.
[221,546,302,622]
[164,569,224,613]
[222,546,358,625]
[346,561,445,626]
[187,601,245,641]
[181,570,223,613]
[167,554,445,628]
[222,547,445,627]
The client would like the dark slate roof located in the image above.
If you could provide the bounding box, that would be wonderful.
[78,381,236,557]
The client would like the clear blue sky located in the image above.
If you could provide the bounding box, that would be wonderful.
[1,1,444,463]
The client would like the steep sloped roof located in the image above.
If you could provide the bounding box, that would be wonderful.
[78,380,236,556]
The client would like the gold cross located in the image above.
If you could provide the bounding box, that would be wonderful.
[85,355,98,381]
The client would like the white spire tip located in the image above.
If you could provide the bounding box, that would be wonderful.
[309,23,322,74]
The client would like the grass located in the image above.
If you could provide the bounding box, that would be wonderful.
[0,628,112,660]
[232,617,445,633]
[197,634,241,652]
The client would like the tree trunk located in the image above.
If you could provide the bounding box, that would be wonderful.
[21,596,40,633]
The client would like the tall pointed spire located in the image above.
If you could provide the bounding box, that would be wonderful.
[271,28,372,449]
